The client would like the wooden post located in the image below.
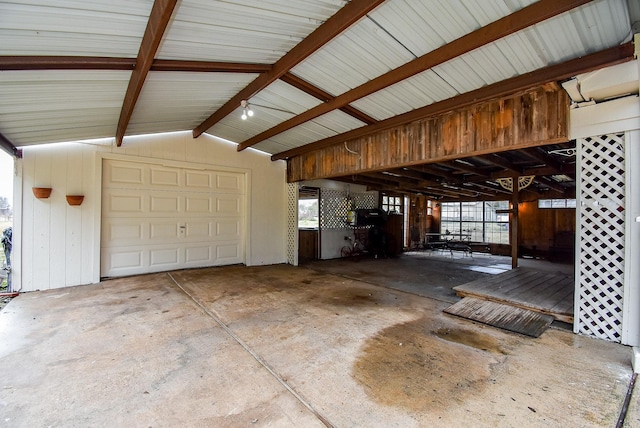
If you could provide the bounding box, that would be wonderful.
[511,181,519,269]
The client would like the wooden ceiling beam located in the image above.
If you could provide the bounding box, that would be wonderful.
[0,56,273,73]
[240,0,593,152]
[150,60,271,73]
[273,42,633,161]
[0,56,136,70]
[116,0,179,146]
[193,0,385,139]
[280,73,377,125]
[479,154,522,175]
[522,147,568,174]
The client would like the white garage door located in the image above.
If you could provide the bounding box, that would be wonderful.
[101,159,245,278]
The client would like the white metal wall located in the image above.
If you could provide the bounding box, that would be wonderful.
[15,132,287,292]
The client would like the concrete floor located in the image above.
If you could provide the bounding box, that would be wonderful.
[0,259,637,427]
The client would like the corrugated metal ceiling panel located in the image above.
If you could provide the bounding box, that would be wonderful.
[0,0,151,57]
[367,0,536,57]
[158,0,347,63]
[252,109,364,153]
[128,71,257,136]
[208,79,323,144]
[351,69,460,121]
[0,70,130,146]
[291,14,415,96]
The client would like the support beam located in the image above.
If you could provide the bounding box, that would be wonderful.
[193,0,385,139]
[116,0,179,146]
[511,187,519,269]
[240,0,593,151]
[280,73,377,125]
[274,42,633,161]
[0,56,272,74]
[0,132,19,157]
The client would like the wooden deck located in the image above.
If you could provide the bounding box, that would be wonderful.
[452,268,574,324]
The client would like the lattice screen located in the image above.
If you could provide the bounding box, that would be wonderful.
[320,189,348,229]
[353,192,377,210]
[320,190,377,229]
[576,134,625,342]
[287,182,298,266]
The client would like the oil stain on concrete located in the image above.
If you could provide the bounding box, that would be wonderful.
[353,316,507,413]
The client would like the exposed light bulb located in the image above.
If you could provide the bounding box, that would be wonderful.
[247,108,254,117]
[241,111,247,120]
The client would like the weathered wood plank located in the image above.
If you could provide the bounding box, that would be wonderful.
[287,85,569,182]
[444,297,554,337]
[452,268,574,323]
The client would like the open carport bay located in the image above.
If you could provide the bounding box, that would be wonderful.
[0,263,637,427]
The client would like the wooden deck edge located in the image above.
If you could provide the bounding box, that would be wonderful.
[454,290,574,324]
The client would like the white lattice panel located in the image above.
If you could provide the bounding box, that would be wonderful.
[320,189,348,230]
[287,182,298,266]
[576,134,625,342]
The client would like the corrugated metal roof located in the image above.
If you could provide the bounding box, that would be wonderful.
[0,70,130,145]
[0,0,151,57]
[158,0,347,63]
[128,71,258,136]
[0,0,636,153]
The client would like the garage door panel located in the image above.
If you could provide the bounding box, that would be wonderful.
[215,219,240,239]
[149,221,180,241]
[107,192,145,214]
[185,221,211,238]
[105,163,145,186]
[185,171,213,189]
[103,220,146,245]
[215,243,241,264]
[185,196,212,214]
[150,247,180,267]
[216,172,244,192]
[102,159,245,278]
[150,167,181,187]
[185,246,212,264]
[215,195,242,215]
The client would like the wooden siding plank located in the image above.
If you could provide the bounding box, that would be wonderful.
[287,86,569,182]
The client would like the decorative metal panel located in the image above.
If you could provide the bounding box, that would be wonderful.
[287,182,298,266]
[576,134,625,342]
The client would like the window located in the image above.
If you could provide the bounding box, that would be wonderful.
[382,195,403,213]
[538,198,576,209]
[440,201,510,244]
[426,200,433,216]
[298,199,319,229]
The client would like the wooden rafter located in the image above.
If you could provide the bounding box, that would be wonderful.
[192,0,385,139]
[0,55,272,74]
[115,0,179,146]
[280,73,377,125]
[238,0,593,152]
[274,42,633,161]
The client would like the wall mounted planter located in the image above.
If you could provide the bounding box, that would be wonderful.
[32,187,52,199]
[65,195,84,206]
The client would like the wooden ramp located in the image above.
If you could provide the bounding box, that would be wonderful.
[452,267,574,324]
[444,297,554,337]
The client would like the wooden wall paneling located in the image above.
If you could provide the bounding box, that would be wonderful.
[286,86,569,182]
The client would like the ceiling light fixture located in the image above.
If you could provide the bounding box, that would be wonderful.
[240,100,253,120]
